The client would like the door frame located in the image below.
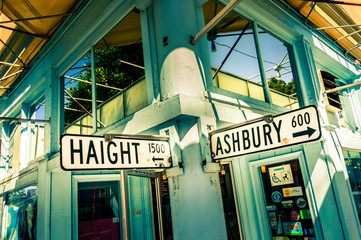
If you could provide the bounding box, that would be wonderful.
[71,173,123,240]
[220,162,244,240]
[248,151,323,239]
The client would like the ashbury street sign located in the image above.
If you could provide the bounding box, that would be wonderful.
[209,105,322,160]
[60,134,171,170]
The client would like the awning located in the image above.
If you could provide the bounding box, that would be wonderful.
[0,0,79,97]
[285,0,361,62]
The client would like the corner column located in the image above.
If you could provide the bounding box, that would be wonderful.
[161,120,227,239]
[152,0,206,100]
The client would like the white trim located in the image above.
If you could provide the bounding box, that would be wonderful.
[247,151,323,239]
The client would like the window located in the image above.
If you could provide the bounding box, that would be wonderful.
[339,92,358,131]
[64,9,146,134]
[344,152,361,224]
[0,120,21,172]
[317,70,358,131]
[258,28,298,108]
[203,1,299,109]
[73,172,173,239]
[0,97,45,172]
[0,186,38,240]
[28,99,45,160]
[317,70,342,112]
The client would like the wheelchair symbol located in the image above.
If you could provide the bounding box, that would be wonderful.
[282,171,291,181]
[272,173,281,183]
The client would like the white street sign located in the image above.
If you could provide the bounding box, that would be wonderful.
[60,134,171,170]
[209,105,321,160]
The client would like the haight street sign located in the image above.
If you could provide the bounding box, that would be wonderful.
[209,105,322,161]
[60,134,171,170]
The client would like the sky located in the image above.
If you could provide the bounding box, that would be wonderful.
[208,29,294,84]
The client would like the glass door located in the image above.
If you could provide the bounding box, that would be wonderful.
[126,170,172,240]
[259,160,316,240]
[77,181,121,240]
[127,175,154,240]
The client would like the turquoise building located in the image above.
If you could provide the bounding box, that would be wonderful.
[0,0,361,239]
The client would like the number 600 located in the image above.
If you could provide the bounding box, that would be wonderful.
[292,112,310,128]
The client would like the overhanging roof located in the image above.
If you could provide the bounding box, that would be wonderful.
[0,0,79,97]
[0,0,360,99]
[284,0,361,62]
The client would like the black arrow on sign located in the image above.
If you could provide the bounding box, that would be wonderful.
[292,127,316,138]
[152,157,163,162]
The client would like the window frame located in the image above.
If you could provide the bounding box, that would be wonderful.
[59,6,152,136]
[204,3,304,111]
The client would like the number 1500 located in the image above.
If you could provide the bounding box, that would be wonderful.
[148,143,165,153]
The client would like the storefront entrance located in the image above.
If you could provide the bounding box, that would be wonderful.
[77,180,121,240]
[73,171,172,240]
[223,151,320,239]
[259,159,316,239]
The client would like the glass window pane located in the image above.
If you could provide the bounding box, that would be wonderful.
[64,51,93,134]
[78,181,120,240]
[353,194,361,224]
[30,98,45,160]
[345,157,361,225]
[2,186,38,240]
[346,158,361,192]
[258,27,299,109]
[260,160,315,239]
[64,9,146,134]
[203,1,265,101]
[220,164,241,239]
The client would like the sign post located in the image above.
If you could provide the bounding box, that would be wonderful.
[209,105,321,160]
[60,134,171,170]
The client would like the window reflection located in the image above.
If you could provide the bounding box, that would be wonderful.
[64,9,146,134]
[1,186,38,240]
[345,157,361,223]
[258,27,298,108]
[78,181,120,240]
[203,0,299,109]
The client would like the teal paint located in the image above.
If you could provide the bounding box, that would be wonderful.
[128,176,154,240]
[0,0,360,239]
[91,46,98,132]
[151,1,229,237]
[20,103,30,169]
[321,131,361,239]
[153,0,205,100]
[287,44,306,107]
[194,2,213,92]
[46,71,64,154]
[252,22,272,104]
[140,7,161,104]
[51,172,72,240]
[166,120,227,239]
[294,38,319,106]
[36,157,51,239]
